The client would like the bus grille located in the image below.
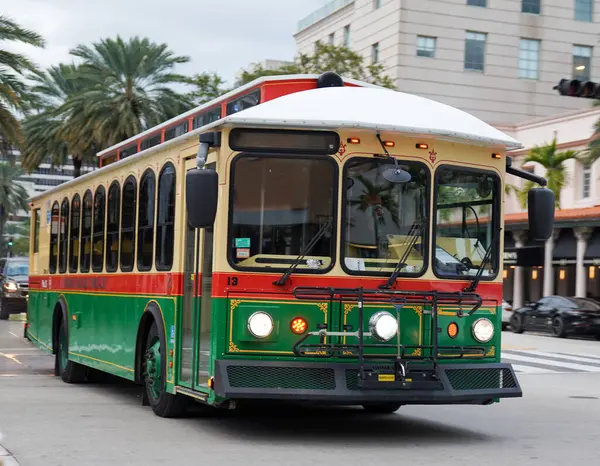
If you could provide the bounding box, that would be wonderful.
[445,368,517,391]
[226,366,336,390]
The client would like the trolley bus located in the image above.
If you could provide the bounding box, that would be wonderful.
[25,72,555,417]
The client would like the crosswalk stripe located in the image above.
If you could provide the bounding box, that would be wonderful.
[502,353,600,372]
[505,350,600,366]
[510,364,562,374]
[555,352,600,362]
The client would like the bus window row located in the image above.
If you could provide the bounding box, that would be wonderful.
[48,162,176,274]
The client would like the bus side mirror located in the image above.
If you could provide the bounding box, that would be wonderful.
[528,188,554,241]
[186,169,218,228]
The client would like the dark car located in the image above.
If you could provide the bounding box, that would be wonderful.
[510,295,600,339]
[0,257,29,320]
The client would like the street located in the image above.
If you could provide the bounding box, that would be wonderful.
[1,318,599,466]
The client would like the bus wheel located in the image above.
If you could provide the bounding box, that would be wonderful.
[142,320,187,418]
[362,403,402,414]
[56,317,86,383]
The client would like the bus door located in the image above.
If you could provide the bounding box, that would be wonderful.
[179,160,215,391]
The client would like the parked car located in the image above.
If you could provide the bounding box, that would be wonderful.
[510,295,600,339]
[502,300,512,330]
[0,257,29,320]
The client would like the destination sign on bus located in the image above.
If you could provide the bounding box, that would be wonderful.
[229,128,340,154]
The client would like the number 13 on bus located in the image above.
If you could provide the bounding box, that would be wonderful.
[25,72,555,417]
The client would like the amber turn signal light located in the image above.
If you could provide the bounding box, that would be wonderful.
[291,317,308,334]
[347,137,360,144]
[416,143,429,149]
[491,153,502,159]
[383,140,395,147]
[448,322,459,339]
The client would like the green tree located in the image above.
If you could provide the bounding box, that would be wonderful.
[2,219,29,256]
[184,72,228,105]
[516,138,578,209]
[0,15,45,160]
[237,43,395,89]
[0,163,29,253]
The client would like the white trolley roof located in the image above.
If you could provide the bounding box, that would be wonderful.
[208,86,522,150]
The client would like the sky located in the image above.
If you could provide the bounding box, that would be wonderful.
[1,0,328,85]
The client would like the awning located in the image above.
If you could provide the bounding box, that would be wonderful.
[553,229,576,262]
[504,246,544,266]
[585,228,600,263]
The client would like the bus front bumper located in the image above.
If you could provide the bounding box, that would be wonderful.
[213,360,522,405]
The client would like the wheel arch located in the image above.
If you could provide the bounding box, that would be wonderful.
[134,301,167,385]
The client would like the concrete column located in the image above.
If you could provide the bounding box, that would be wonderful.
[512,230,528,310]
[574,227,593,298]
[543,229,560,297]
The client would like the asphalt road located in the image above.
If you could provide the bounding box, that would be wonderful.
[1,318,599,466]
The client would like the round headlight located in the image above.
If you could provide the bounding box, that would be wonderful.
[248,312,273,338]
[369,311,397,341]
[472,318,494,343]
[4,281,17,292]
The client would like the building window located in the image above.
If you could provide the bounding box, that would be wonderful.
[519,38,540,79]
[156,163,176,270]
[573,45,592,80]
[80,190,93,273]
[373,0,382,9]
[371,42,379,64]
[137,169,156,271]
[328,32,334,45]
[344,25,350,47]
[522,0,540,14]
[464,31,486,71]
[105,181,120,272]
[49,202,59,274]
[92,185,106,272]
[68,194,80,273]
[582,164,591,198]
[120,176,137,272]
[417,36,436,57]
[58,198,69,274]
[467,0,486,6]
[575,0,593,21]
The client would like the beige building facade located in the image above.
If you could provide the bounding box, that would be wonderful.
[295,0,600,125]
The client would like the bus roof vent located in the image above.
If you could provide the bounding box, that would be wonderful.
[317,71,344,88]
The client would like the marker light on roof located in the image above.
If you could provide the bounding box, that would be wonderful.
[347,138,360,144]
[492,153,502,159]
[416,143,429,149]
[383,141,395,147]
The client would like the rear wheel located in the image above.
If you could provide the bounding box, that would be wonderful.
[362,403,402,414]
[510,314,524,333]
[142,320,188,418]
[551,316,567,338]
[55,317,86,383]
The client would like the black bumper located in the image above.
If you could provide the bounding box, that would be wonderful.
[213,360,522,405]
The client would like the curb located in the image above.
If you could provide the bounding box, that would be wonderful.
[0,444,20,466]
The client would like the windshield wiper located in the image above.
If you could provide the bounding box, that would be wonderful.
[273,219,332,286]
[380,222,422,290]
[463,227,502,292]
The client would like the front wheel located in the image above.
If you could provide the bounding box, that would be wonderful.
[362,403,402,414]
[143,320,188,418]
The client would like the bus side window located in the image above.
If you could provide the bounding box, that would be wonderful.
[33,208,40,254]
[137,169,156,271]
[58,197,69,274]
[92,186,106,272]
[106,181,121,272]
[80,190,93,273]
[69,194,81,273]
[156,162,176,270]
[120,176,137,272]
[49,202,59,273]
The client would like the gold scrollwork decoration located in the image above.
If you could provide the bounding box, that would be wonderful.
[317,303,328,315]
[230,299,241,311]
[486,346,495,357]
[413,306,423,317]
[411,348,422,356]
[229,342,240,352]
[344,304,355,316]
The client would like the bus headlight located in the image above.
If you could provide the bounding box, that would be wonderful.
[472,318,494,343]
[247,311,274,339]
[369,311,397,341]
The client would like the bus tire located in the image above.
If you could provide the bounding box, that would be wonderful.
[55,315,86,384]
[142,319,187,418]
[362,403,402,414]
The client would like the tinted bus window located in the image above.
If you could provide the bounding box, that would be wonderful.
[69,195,81,273]
[137,169,155,271]
[140,134,161,151]
[106,181,120,272]
[49,202,59,273]
[164,122,188,141]
[58,198,69,273]
[156,163,176,270]
[33,208,40,254]
[92,186,106,272]
[120,176,137,272]
[80,190,93,272]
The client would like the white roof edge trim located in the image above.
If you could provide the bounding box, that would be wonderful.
[97,74,381,157]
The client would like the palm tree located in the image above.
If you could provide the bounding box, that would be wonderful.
[516,138,578,209]
[65,36,193,147]
[0,163,29,251]
[0,16,45,160]
[21,64,96,177]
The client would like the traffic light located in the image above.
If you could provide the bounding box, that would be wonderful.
[7,237,13,247]
[554,79,600,98]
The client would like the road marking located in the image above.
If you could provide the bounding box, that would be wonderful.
[510,364,562,374]
[510,350,600,366]
[555,352,600,362]
[502,352,600,372]
[8,332,20,339]
[0,352,22,365]
[0,348,37,351]
[501,346,537,350]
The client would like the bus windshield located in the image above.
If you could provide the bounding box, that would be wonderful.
[229,155,336,271]
[434,166,499,278]
[342,158,429,275]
